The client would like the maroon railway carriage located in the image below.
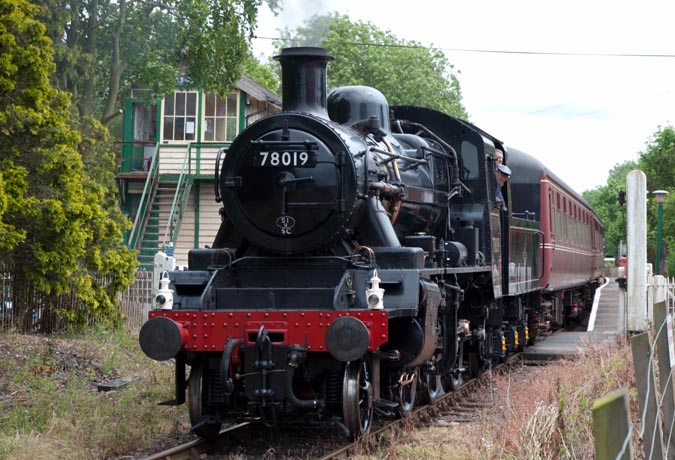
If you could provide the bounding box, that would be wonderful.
[507,147,604,325]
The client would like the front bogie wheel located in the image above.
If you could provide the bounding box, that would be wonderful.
[397,369,417,417]
[422,371,447,403]
[449,371,464,390]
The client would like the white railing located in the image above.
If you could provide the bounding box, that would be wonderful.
[656,275,675,313]
[621,264,675,331]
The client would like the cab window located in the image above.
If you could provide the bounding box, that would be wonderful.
[461,141,479,180]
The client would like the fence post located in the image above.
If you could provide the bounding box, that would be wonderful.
[631,331,666,459]
[654,300,675,459]
[592,388,633,460]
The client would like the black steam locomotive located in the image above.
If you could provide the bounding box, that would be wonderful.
[139,47,604,439]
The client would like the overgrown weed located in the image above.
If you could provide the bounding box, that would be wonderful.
[386,338,636,460]
[0,328,188,460]
[0,331,638,459]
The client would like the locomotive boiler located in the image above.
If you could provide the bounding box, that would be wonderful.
[139,47,604,440]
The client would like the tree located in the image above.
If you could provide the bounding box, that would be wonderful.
[0,171,23,253]
[637,126,675,274]
[657,191,674,275]
[639,126,675,192]
[583,126,675,275]
[583,161,637,260]
[277,13,468,119]
[34,0,280,126]
[243,53,280,92]
[0,0,136,331]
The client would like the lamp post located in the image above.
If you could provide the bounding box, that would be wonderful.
[653,190,668,275]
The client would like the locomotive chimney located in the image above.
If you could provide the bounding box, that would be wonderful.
[274,47,334,118]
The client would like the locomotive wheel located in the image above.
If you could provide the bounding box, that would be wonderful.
[449,371,464,390]
[450,344,465,390]
[528,315,539,346]
[468,352,481,378]
[342,359,374,440]
[188,359,222,439]
[397,369,417,417]
[517,323,526,352]
[421,370,446,403]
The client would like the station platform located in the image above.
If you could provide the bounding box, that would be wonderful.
[522,278,624,362]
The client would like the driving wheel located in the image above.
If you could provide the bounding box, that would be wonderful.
[188,359,222,439]
[342,359,374,440]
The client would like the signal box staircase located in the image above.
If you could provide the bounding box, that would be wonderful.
[136,183,182,268]
[127,145,193,271]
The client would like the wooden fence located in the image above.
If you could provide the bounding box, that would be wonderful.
[593,278,675,459]
[0,264,155,333]
[119,269,154,331]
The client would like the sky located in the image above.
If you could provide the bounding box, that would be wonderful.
[250,0,675,194]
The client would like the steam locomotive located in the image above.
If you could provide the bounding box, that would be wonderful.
[139,47,604,439]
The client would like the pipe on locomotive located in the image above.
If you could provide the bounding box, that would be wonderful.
[287,345,325,409]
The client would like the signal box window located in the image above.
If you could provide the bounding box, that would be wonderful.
[204,93,239,142]
[163,91,198,142]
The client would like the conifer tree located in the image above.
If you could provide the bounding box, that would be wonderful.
[0,0,136,331]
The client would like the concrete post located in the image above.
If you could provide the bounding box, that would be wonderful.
[626,170,648,332]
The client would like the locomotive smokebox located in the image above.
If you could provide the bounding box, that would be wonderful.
[274,47,334,118]
[139,316,187,361]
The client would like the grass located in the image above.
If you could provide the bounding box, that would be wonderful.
[0,330,638,460]
[379,337,638,460]
[0,327,189,460]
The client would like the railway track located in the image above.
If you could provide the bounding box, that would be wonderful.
[139,355,525,460]
[139,422,252,460]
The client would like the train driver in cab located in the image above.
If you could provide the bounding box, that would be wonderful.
[495,163,511,211]
[495,148,504,166]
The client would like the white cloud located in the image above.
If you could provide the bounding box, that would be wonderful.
[252,0,675,192]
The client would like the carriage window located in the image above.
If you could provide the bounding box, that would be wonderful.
[555,209,562,239]
[460,141,479,180]
[550,205,555,236]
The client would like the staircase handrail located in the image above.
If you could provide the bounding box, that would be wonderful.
[128,143,160,250]
[163,142,229,247]
[167,177,193,250]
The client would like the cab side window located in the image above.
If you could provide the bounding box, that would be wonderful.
[460,141,479,180]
